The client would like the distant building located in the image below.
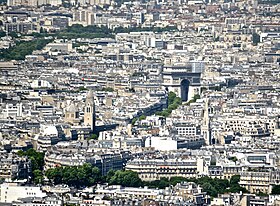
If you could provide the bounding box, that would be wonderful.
[7,0,62,7]
[0,183,46,203]
[4,22,38,34]
[162,65,202,101]
[126,158,201,181]
[12,196,62,206]
[0,153,30,180]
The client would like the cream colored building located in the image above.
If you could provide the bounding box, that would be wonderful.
[126,158,204,181]
[0,183,46,203]
[239,170,280,194]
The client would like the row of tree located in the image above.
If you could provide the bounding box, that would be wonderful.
[156,91,182,117]
[45,166,143,188]
[28,24,177,39]
[114,26,178,34]
[131,92,182,124]
[64,24,177,35]
[53,25,177,39]
[45,163,101,187]
[44,165,248,198]
[144,175,247,197]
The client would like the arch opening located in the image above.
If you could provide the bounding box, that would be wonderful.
[180,79,190,101]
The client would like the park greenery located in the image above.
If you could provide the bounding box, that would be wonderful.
[156,91,182,117]
[131,92,201,124]
[52,24,177,39]
[55,24,114,39]
[25,24,176,40]
[0,23,179,60]
[0,38,52,60]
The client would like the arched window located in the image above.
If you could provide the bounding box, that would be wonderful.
[86,107,90,113]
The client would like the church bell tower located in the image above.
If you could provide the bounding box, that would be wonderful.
[84,90,95,131]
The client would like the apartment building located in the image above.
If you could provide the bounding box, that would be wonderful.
[126,158,200,181]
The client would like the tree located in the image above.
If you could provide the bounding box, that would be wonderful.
[145,178,170,189]
[139,115,146,121]
[78,86,88,91]
[33,170,43,185]
[55,24,114,40]
[169,176,188,186]
[45,163,102,187]
[271,185,280,195]
[102,87,114,92]
[155,92,182,117]
[9,31,18,38]
[230,175,240,185]
[88,134,98,140]
[193,94,201,101]
[257,191,268,197]
[107,170,143,187]
[105,169,115,182]
[202,182,218,197]
[227,175,248,193]
[157,178,170,189]
[0,31,5,38]
[228,156,238,162]
[17,149,45,183]
[131,118,138,125]
[168,92,176,105]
